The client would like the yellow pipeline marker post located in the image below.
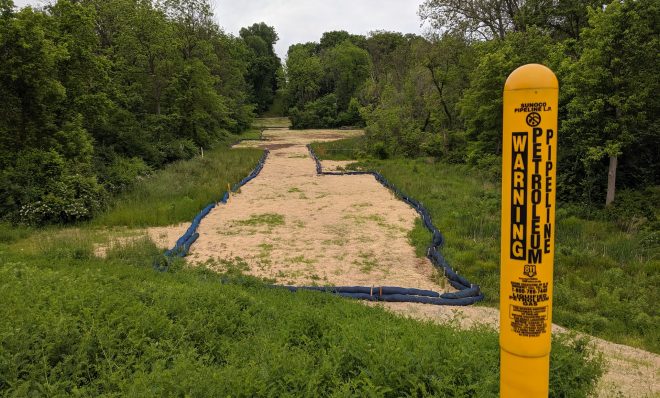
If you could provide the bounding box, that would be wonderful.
[500,64,558,397]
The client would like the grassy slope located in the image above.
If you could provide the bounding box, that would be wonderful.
[95,139,263,228]
[0,235,602,397]
[311,141,659,353]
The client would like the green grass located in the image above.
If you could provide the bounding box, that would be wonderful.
[311,136,366,160]
[94,146,263,227]
[228,128,262,142]
[0,232,603,397]
[312,139,659,353]
[253,117,291,129]
[233,213,285,227]
[0,223,32,244]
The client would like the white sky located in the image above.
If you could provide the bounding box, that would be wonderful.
[12,0,425,59]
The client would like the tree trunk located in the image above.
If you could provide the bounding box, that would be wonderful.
[606,155,617,206]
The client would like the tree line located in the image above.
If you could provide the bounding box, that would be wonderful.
[2,0,657,223]
[0,0,280,224]
[280,0,658,209]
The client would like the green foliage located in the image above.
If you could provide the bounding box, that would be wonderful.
[263,89,288,117]
[560,0,660,203]
[322,41,372,109]
[284,35,371,128]
[290,94,364,129]
[319,30,367,50]
[1,149,106,225]
[352,32,472,161]
[0,3,104,224]
[0,0,262,225]
[286,43,324,109]
[289,94,340,129]
[459,29,554,162]
[296,0,659,206]
[240,22,281,114]
[97,156,152,195]
[419,0,603,41]
[0,233,603,396]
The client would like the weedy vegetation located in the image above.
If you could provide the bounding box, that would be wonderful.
[95,145,263,227]
[0,231,603,397]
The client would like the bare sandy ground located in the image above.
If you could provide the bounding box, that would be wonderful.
[184,129,440,289]
[144,128,658,398]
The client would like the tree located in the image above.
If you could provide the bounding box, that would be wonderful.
[514,0,605,40]
[319,30,367,50]
[365,31,422,93]
[284,36,371,128]
[1,0,14,17]
[419,0,605,40]
[419,0,522,40]
[0,0,258,224]
[419,33,474,131]
[240,22,281,113]
[459,28,554,163]
[285,44,323,108]
[321,40,372,109]
[562,0,659,205]
[0,3,105,223]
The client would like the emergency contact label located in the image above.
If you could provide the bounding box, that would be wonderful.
[510,305,548,337]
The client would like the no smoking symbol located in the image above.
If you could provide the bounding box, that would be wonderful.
[526,112,541,127]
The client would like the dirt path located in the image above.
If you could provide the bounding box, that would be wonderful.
[185,129,440,289]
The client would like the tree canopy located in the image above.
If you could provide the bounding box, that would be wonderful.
[0,0,280,224]
[240,22,281,114]
[281,0,658,208]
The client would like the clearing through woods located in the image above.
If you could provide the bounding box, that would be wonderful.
[148,126,658,398]
[187,128,441,290]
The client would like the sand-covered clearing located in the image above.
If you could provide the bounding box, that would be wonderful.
[183,129,440,289]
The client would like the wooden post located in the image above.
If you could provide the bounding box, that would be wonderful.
[606,155,617,206]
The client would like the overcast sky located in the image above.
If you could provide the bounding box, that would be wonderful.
[12,0,426,59]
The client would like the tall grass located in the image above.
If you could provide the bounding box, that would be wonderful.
[313,140,659,353]
[252,117,291,129]
[311,136,366,160]
[0,223,32,244]
[0,234,603,397]
[94,147,263,227]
